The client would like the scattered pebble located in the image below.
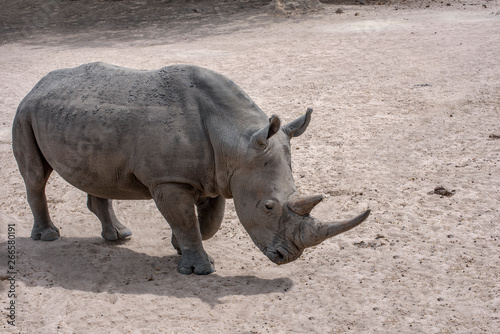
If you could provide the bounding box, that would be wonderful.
[354,240,369,248]
[353,240,386,248]
[429,186,455,197]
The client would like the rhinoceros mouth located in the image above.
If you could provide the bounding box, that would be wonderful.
[264,247,303,265]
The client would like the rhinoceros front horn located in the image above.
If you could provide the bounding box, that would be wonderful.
[296,208,371,249]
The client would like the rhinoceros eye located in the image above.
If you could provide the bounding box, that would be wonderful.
[263,200,275,211]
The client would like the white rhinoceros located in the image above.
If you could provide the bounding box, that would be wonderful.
[12,62,369,275]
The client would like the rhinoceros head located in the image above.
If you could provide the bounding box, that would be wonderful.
[230,108,370,265]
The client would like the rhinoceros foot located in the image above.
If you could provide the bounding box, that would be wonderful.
[177,250,215,275]
[86,195,132,241]
[31,224,60,241]
[101,224,132,241]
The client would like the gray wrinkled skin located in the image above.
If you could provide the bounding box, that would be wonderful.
[12,62,369,275]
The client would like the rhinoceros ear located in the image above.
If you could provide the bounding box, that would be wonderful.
[283,108,313,138]
[251,115,281,150]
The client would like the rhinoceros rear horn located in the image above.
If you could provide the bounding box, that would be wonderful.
[287,194,323,216]
[251,115,281,149]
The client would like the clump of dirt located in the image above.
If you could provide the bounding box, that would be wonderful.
[429,186,456,197]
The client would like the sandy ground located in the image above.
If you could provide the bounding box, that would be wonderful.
[1,1,499,333]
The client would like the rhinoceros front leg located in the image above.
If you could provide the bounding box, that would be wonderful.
[197,196,225,240]
[171,195,225,255]
[87,195,132,241]
[151,183,215,275]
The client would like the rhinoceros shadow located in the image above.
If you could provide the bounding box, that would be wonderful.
[1,237,293,305]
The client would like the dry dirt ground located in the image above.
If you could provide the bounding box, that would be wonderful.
[1,1,499,333]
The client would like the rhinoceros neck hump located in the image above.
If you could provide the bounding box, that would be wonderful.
[167,65,270,197]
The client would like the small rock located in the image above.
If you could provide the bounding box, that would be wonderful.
[354,240,385,249]
[336,8,344,14]
[354,240,368,248]
[429,186,455,197]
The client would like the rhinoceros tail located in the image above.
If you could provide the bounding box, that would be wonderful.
[12,111,53,191]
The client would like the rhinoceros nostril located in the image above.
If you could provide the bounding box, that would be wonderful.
[275,250,285,262]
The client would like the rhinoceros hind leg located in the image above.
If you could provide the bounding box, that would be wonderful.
[196,196,225,240]
[26,184,60,241]
[151,183,215,275]
[87,195,132,240]
[12,119,60,241]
